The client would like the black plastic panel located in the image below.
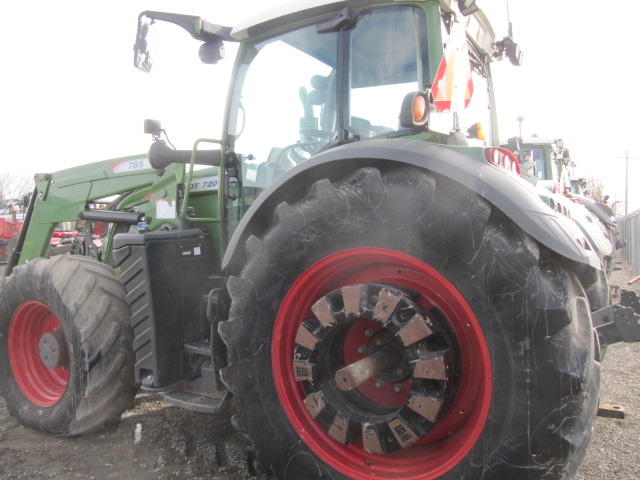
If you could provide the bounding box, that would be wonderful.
[112,229,218,387]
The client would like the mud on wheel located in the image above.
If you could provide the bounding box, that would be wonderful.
[220,167,600,479]
[0,255,137,435]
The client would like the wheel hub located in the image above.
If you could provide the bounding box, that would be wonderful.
[38,328,68,369]
[292,283,458,454]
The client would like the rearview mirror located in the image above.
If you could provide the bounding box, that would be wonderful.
[507,136,522,154]
[133,11,234,72]
[134,14,155,72]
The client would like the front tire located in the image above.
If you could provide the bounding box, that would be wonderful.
[0,255,137,435]
[220,167,600,479]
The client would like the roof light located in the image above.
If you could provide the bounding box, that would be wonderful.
[485,147,521,176]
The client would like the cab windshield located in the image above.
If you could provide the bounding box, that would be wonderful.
[521,145,550,180]
[228,6,426,200]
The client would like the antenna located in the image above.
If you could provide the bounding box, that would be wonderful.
[506,0,513,38]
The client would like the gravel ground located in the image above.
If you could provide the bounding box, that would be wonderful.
[0,255,639,479]
[575,255,640,480]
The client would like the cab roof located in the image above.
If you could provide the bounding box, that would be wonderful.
[230,0,495,54]
[231,0,345,40]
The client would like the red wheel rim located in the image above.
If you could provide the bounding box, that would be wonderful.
[272,248,491,479]
[8,301,69,407]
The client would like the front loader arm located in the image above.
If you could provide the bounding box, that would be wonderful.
[7,154,176,272]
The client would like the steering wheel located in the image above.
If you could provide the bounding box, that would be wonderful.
[299,128,332,142]
[272,141,325,178]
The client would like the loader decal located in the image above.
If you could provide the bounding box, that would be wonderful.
[110,157,153,174]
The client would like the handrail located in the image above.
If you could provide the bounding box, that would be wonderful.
[182,138,224,224]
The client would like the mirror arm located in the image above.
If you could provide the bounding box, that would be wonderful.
[138,11,233,42]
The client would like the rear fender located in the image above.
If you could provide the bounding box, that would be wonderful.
[574,195,616,227]
[550,193,614,259]
[223,138,600,274]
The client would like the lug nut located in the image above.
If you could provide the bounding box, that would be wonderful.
[375,379,384,388]
[364,328,373,337]
[393,384,403,393]
[357,345,366,354]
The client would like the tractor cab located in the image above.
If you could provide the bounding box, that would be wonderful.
[513,137,574,194]
[135,1,521,241]
[227,3,500,204]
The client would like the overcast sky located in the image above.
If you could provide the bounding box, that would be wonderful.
[1,1,638,214]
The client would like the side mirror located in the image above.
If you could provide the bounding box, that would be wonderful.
[134,14,155,72]
[133,11,233,72]
[507,136,522,154]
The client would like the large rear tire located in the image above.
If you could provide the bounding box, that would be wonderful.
[220,167,600,479]
[0,255,137,435]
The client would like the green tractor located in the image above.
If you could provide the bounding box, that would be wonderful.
[1,2,638,479]
[512,136,624,276]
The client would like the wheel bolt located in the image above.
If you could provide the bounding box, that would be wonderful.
[393,384,403,393]
[364,328,373,337]
[375,379,384,388]
[357,345,366,354]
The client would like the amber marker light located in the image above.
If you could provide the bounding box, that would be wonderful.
[467,122,485,140]
[400,91,431,129]
[413,95,427,124]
